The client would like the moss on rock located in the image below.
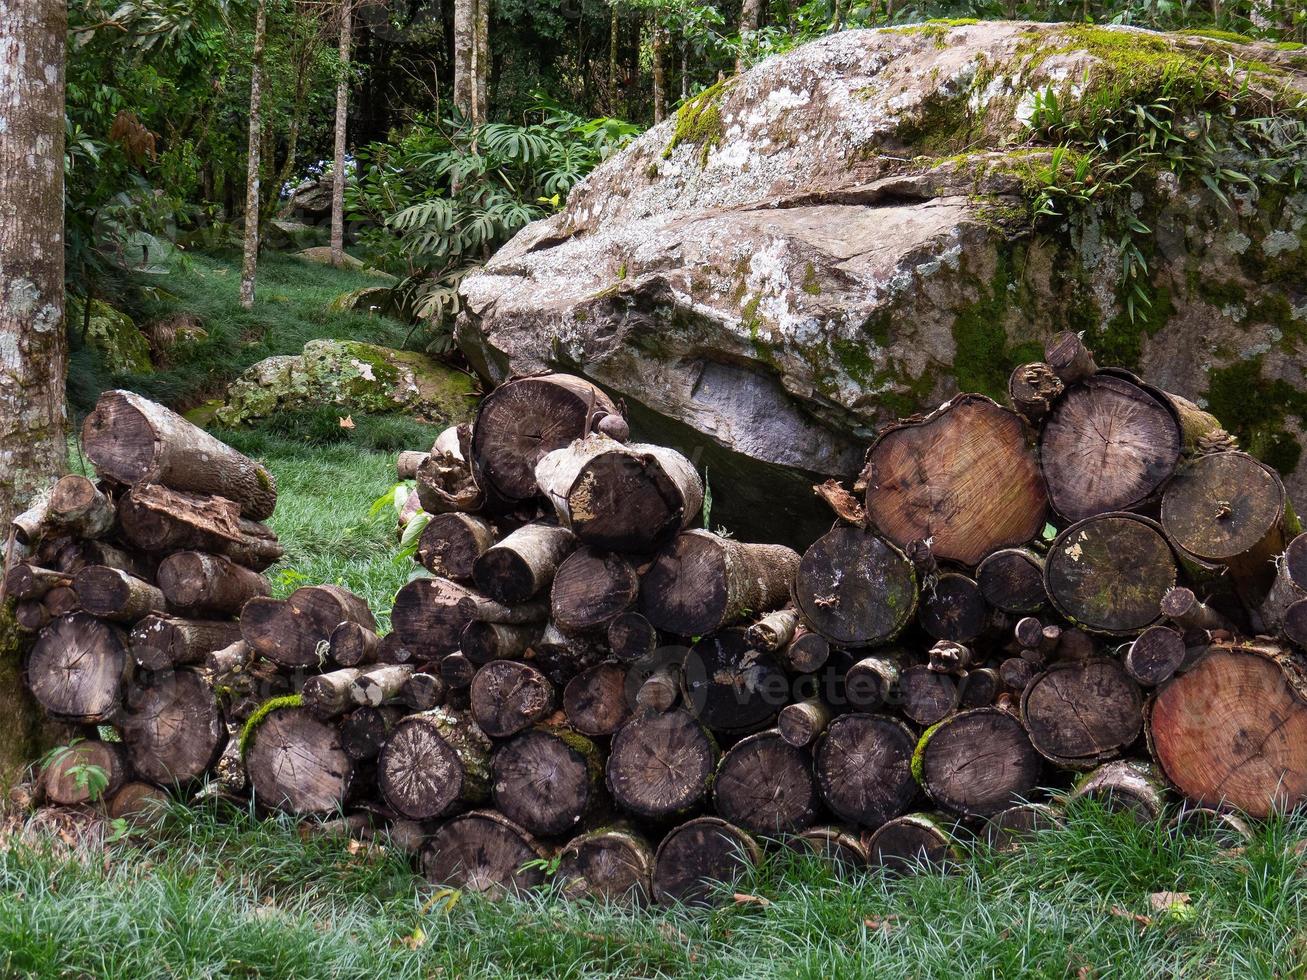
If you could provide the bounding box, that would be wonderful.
[70,297,153,375]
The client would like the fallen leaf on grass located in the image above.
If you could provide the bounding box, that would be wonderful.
[1110,906,1152,928]
[399,926,426,950]
[339,415,356,430]
[1148,892,1191,912]
[732,893,771,907]
[863,915,899,934]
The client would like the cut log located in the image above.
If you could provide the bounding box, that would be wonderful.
[473,522,576,604]
[245,704,353,814]
[10,487,52,548]
[1070,759,1167,823]
[107,782,171,829]
[73,566,165,622]
[1122,626,1187,687]
[745,608,799,652]
[378,708,492,820]
[919,573,987,644]
[82,389,277,519]
[1148,642,1307,818]
[1045,331,1097,385]
[536,434,703,552]
[156,551,269,616]
[563,661,634,736]
[533,621,609,686]
[1260,533,1307,631]
[4,563,71,600]
[984,803,1063,852]
[350,664,414,706]
[14,601,50,632]
[1007,361,1064,421]
[866,813,959,875]
[1039,374,1181,521]
[786,826,870,874]
[118,484,283,570]
[792,526,916,647]
[928,642,972,676]
[121,669,226,784]
[681,631,785,735]
[713,729,819,835]
[439,652,477,689]
[340,705,403,761]
[471,373,621,502]
[1285,599,1307,649]
[43,586,78,618]
[844,651,913,710]
[550,547,639,632]
[1160,452,1295,607]
[607,611,660,663]
[813,713,918,828]
[130,616,243,671]
[780,627,831,674]
[396,450,428,480]
[416,513,496,581]
[636,660,681,713]
[415,443,484,515]
[959,665,1000,705]
[492,726,605,837]
[42,740,128,805]
[862,394,1047,566]
[469,660,555,738]
[1022,658,1144,767]
[328,621,381,668]
[606,709,717,820]
[420,811,547,898]
[999,657,1038,692]
[913,707,1042,817]
[399,671,446,712]
[302,668,364,718]
[56,539,149,578]
[976,548,1047,614]
[1014,616,1060,654]
[27,614,130,722]
[205,639,252,678]
[241,584,376,669]
[454,590,550,626]
[1044,513,1177,635]
[47,474,116,539]
[652,817,760,907]
[558,827,654,903]
[1160,586,1233,634]
[778,698,831,748]
[639,530,800,638]
[391,577,479,658]
[898,666,959,726]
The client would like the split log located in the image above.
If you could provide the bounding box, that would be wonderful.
[244,704,353,814]
[1261,533,1307,631]
[350,664,414,706]
[492,726,605,837]
[681,631,785,735]
[1022,658,1144,767]
[47,475,116,539]
[328,621,381,667]
[1007,361,1064,421]
[118,484,283,570]
[469,660,555,738]
[340,706,403,762]
[1045,331,1097,385]
[898,666,959,726]
[1148,641,1307,818]
[4,563,70,600]
[639,530,799,637]
[862,394,1047,566]
[156,551,269,616]
[745,608,799,652]
[1160,586,1233,634]
[550,548,639,632]
[780,627,831,674]
[713,729,819,835]
[1039,374,1180,521]
[416,513,496,581]
[396,450,427,480]
[813,713,917,828]
[473,522,576,604]
[73,566,165,622]
[652,817,760,907]
[562,661,634,736]
[535,434,702,552]
[302,668,363,718]
[1161,452,1296,607]
[866,813,959,875]
[606,709,717,820]
[241,584,375,668]
[1070,759,1167,823]
[1122,626,1187,687]
[976,548,1047,614]
[399,672,446,712]
[82,389,277,519]
[792,527,916,646]
[777,698,832,748]
[27,614,130,722]
[844,650,913,710]
[471,373,621,502]
[1044,513,1177,635]
[786,827,869,874]
[919,573,987,643]
[378,708,492,820]
[42,740,128,805]
[607,611,659,663]
[984,803,1063,852]
[121,669,226,784]
[420,811,546,898]
[913,708,1042,817]
[130,616,243,671]
[558,827,654,903]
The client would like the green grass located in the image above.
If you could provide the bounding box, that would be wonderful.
[1,799,1304,978]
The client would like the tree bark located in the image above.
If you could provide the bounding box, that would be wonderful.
[130,615,243,671]
[606,708,717,820]
[239,0,269,309]
[453,0,475,119]
[736,0,763,72]
[777,698,831,748]
[651,21,668,122]
[118,485,283,570]
[302,667,364,718]
[330,0,352,268]
[745,608,798,652]
[1070,759,1167,823]
[72,566,165,622]
[473,521,576,604]
[492,726,606,837]
[813,713,917,828]
[713,729,819,835]
[350,663,413,706]
[1259,533,1307,631]
[47,475,115,539]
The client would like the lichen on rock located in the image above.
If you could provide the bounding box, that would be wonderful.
[69,297,153,375]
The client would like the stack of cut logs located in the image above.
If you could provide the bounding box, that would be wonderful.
[12,332,1307,906]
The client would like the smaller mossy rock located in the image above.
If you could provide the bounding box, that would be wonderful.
[265,220,325,252]
[296,247,364,271]
[70,297,153,375]
[216,339,474,426]
[330,286,396,314]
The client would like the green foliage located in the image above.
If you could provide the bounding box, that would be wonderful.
[238,695,305,759]
[39,739,110,802]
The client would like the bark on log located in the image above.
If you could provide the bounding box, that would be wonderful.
[469,660,555,738]
[745,608,798,652]
[27,613,130,722]
[844,650,913,710]
[976,548,1047,614]
[563,661,633,736]
[416,513,496,581]
[606,709,717,820]
[205,639,252,678]
[121,669,226,784]
[550,547,639,632]
[1122,626,1187,687]
[73,565,165,622]
[473,522,576,604]
[118,484,283,570]
[862,395,1047,566]
[1045,513,1177,635]
[1148,642,1307,818]
[245,704,353,814]
[713,729,819,835]
[1022,658,1144,767]
[899,666,959,726]
[607,611,659,663]
[866,813,959,875]
[378,708,492,820]
[558,827,654,903]
[47,475,116,539]
[928,641,973,675]
[156,551,269,616]
[328,621,380,668]
[420,811,546,898]
[241,584,375,668]
[460,621,540,666]
[302,668,363,718]
[535,434,702,552]
[652,817,760,907]
[340,705,404,762]
[792,527,917,646]
[82,389,277,519]
[1160,586,1233,634]
[777,698,831,748]
[1070,759,1167,823]
[958,667,1001,709]
[491,726,605,837]
[919,573,987,644]
[913,707,1042,817]
[455,590,550,626]
[681,630,784,735]
[639,530,799,638]
[130,615,243,671]
[1040,374,1181,521]
[1260,533,1307,631]
[813,713,917,828]
[42,740,128,805]
[350,664,414,707]
[55,539,148,578]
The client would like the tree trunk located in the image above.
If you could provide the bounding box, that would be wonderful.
[0,0,70,786]
[652,817,760,907]
[469,659,555,738]
[130,615,243,671]
[420,811,546,898]
[606,708,717,819]
[736,0,763,72]
[813,713,917,828]
[713,729,819,835]
[608,3,620,114]
[378,707,491,819]
[453,0,474,119]
[1022,658,1144,767]
[491,726,605,837]
[330,0,352,267]
[550,547,639,632]
[27,613,130,722]
[239,0,269,309]
[245,703,353,814]
[913,707,1041,817]
[562,660,632,736]
[473,521,576,604]
[652,21,667,122]
[416,513,496,582]
[473,0,489,125]
[558,826,654,903]
[121,669,226,784]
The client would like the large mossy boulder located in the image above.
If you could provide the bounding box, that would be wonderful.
[70,297,153,375]
[458,22,1307,543]
[216,340,475,427]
